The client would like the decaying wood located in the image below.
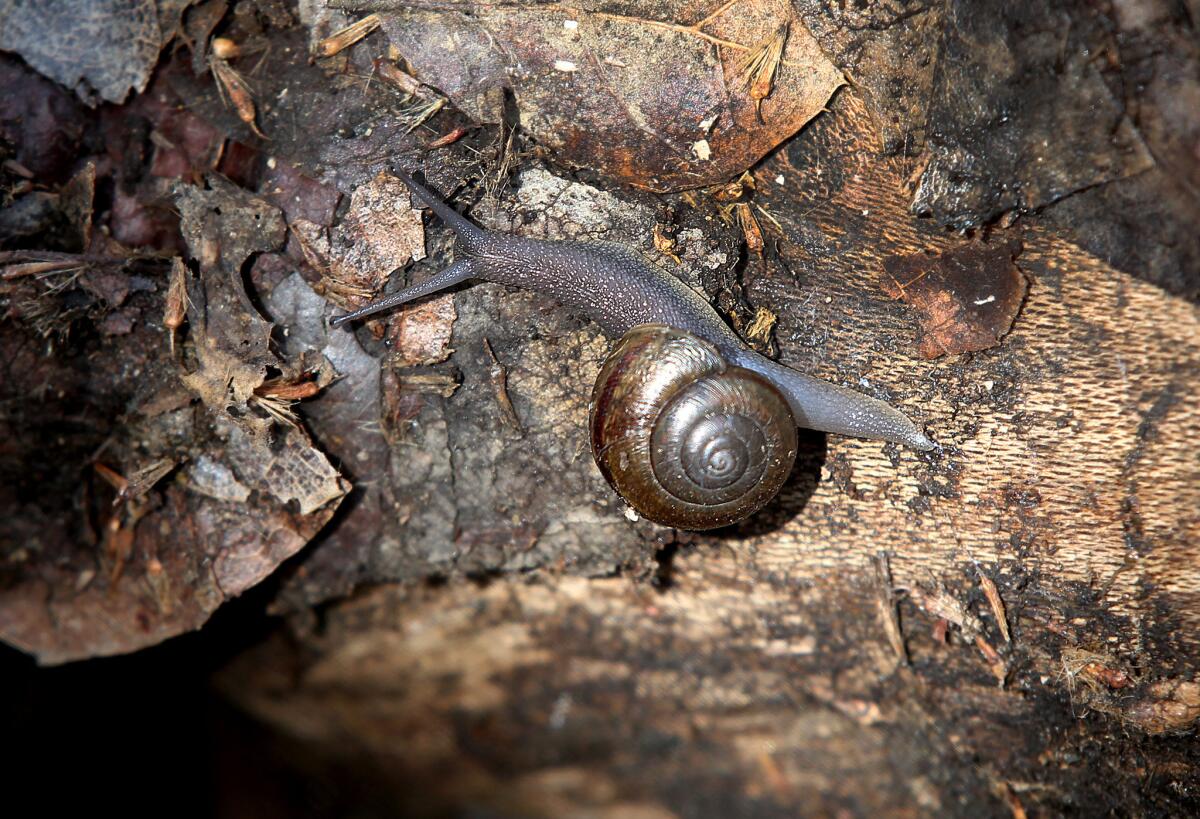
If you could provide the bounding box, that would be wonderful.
[2,5,1197,813]
[218,93,1200,816]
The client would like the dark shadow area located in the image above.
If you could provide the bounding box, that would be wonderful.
[4,584,281,818]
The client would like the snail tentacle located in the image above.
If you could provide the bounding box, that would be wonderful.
[329,258,476,327]
[394,169,490,252]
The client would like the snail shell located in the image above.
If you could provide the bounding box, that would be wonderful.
[590,325,798,530]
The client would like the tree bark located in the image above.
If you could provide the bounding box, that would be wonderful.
[218,92,1200,816]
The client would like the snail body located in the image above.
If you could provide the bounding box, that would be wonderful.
[332,170,933,528]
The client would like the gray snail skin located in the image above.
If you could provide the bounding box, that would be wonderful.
[331,170,934,528]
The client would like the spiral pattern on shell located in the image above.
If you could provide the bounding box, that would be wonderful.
[590,325,798,529]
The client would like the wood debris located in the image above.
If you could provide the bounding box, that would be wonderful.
[977,569,1011,643]
[908,581,983,640]
[873,553,908,666]
[745,307,776,346]
[735,201,765,255]
[164,257,188,353]
[652,224,681,263]
[483,338,522,432]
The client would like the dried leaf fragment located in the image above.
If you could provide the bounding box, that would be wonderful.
[745,307,776,346]
[908,582,983,640]
[483,338,522,432]
[164,257,188,352]
[739,22,789,122]
[250,376,323,426]
[173,178,286,435]
[873,553,907,666]
[397,373,459,398]
[223,422,348,516]
[256,379,322,401]
[316,14,381,58]
[388,289,457,366]
[882,240,1025,358]
[977,569,1010,643]
[652,224,681,263]
[324,170,426,311]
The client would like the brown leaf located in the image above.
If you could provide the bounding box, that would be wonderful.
[0,424,345,665]
[369,0,842,190]
[172,179,348,504]
[882,240,1026,359]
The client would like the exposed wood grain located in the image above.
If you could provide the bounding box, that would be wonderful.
[220,91,1200,816]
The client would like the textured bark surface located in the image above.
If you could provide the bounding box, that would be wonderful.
[3,2,1198,815]
[218,92,1200,816]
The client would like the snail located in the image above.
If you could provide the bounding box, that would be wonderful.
[332,170,934,529]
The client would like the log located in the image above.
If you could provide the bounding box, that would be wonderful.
[216,92,1200,816]
[2,4,1196,814]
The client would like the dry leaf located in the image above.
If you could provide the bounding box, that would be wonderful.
[356,0,842,190]
[882,240,1026,359]
[324,170,426,307]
